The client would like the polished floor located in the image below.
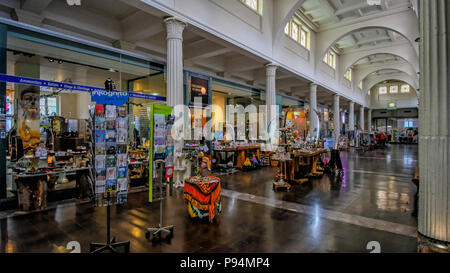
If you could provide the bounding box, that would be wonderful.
[0,145,418,253]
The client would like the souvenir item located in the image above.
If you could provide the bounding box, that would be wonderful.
[106,167,116,180]
[117,178,128,191]
[95,155,106,169]
[105,105,116,119]
[118,167,127,178]
[106,120,116,130]
[117,154,127,167]
[106,180,117,193]
[95,180,106,194]
[106,154,116,167]
[95,130,105,143]
[95,104,104,116]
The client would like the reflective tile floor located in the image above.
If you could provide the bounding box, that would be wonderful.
[0,145,418,253]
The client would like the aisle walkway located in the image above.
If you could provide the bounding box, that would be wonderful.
[0,145,418,253]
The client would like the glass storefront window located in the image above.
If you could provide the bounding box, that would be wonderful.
[1,23,166,200]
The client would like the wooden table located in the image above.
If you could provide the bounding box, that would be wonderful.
[214,148,237,165]
[235,146,261,169]
[14,167,90,211]
[286,149,328,183]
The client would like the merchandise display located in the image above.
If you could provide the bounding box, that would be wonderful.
[184,176,221,223]
[148,104,174,202]
[92,103,129,206]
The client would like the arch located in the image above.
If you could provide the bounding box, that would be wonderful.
[355,58,418,87]
[364,72,419,97]
[273,0,307,48]
[316,10,419,68]
[339,43,419,81]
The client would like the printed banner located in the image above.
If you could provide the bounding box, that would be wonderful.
[0,73,166,102]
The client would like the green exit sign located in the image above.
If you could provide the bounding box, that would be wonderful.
[387,102,397,110]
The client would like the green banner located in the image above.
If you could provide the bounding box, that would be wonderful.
[148,104,173,202]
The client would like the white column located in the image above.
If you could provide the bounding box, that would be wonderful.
[333,94,340,146]
[349,102,355,132]
[367,109,372,132]
[418,0,450,245]
[359,106,365,132]
[164,17,187,107]
[309,83,319,139]
[266,64,277,130]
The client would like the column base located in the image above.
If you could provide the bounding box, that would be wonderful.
[418,232,450,253]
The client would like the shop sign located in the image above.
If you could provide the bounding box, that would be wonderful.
[387,101,397,110]
[189,75,209,106]
[91,90,128,106]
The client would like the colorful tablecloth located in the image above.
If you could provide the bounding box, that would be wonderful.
[184,176,221,223]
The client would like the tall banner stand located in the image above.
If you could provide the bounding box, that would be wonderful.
[146,104,174,242]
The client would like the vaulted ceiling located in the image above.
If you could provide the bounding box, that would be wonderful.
[301,0,412,28]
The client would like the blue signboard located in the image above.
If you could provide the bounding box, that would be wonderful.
[91,90,129,106]
[128,92,166,101]
[0,73,166,102]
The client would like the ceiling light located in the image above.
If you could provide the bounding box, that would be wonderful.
[58,60,63,64]
[48,58,55,62]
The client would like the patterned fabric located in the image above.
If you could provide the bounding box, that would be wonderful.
[184,176,221,223]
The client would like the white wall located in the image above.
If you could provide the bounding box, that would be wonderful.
[144,0,367,106]
[370,83,419,110]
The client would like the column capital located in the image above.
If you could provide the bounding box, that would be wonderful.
[309,82,318,89]
[349,101,355,105]
[265,64,277,77]
[334,94,340,103]
[164,17,187,40]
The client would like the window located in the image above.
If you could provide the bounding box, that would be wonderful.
[291,21,298,41]
[358,81,363,90]
[40,97,58,116]
[284,17,310,50]
[401,84,410,93]
[240,0,261,14]
[379,86,387,94]
[344,68,352,81]
[323,51,336,69]
[390,85,398,94]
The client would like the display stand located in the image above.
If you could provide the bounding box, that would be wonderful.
[173,150,186,188]
[90,192,130,253]
[145,160,174,242]
[271,145,292,191]
[146,104,175,242]
[89,80,131,253]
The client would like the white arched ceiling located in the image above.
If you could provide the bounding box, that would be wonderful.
[364,73,419,97]
[355,59,418,87]
[339,42,419,80]
[273,0,307,48]
[316,10,419,68]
